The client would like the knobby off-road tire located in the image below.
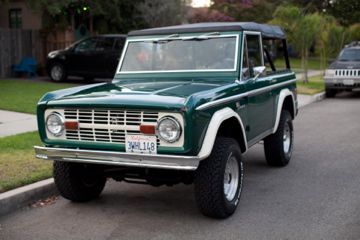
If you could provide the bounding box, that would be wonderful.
[325,88,337,98]
[264,110,294,167]
[53,162,106,202]
[194,137,244,219]
[49,62,67,82]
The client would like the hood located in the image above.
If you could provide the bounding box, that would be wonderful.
[48,49,66,59]
[329,60,360,69]
[42,78,234,110]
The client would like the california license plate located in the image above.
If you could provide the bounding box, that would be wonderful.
[343,79,354,86]
[125,135,157,154]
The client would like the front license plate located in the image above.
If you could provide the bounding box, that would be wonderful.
[125,135,157,154]
[343,79,354,86]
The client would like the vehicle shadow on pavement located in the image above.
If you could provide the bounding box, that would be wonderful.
[53,146,273,220]
[334,91,360,99]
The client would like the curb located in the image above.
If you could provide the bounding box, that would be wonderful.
[0,178,57,216]
[298,92,325,108]
[312,92,325,102]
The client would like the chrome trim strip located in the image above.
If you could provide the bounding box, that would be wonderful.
[196,78,296,111]
[116,34,239,74]
[34,146,199,171]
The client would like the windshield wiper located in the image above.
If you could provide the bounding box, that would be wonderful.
[144,32,220,44]
[150,34,180,43]
[182,32,220,41]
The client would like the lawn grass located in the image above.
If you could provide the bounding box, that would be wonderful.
[0,131,52,193]
[0,79,78,114]
[274,57,325,71]
[297,75,325,95]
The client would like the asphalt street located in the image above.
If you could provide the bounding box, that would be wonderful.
[1,92,360,240]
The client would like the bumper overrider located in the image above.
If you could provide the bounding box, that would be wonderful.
[34,146,200,171]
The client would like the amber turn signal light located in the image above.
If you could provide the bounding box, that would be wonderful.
[140,125,156,134]
[65,121,79,130]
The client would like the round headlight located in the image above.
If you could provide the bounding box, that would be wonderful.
[46,112,65,136]
[157,117,181,143]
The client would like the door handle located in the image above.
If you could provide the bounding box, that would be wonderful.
[270,79,277,83]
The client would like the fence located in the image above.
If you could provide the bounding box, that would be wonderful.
[0,28,44,78]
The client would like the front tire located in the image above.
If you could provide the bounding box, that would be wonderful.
[49,62,67,82]
[53,162,106,202]
[264,110,294,167]
[194,137,243,219]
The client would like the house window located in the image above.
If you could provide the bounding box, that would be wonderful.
[9,9,22,29]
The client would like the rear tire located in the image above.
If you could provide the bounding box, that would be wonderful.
[53,162,106,202]
[49,62,67,82]
[264,110,294,167]
[325,88,337,98]
[194,137,243,219]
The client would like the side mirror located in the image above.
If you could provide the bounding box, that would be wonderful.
[253,66,266,80]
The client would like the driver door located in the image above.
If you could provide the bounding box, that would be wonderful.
[242,32,275,142]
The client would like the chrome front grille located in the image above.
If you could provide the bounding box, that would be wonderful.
[335,69,360,77]
[63,109,159,144]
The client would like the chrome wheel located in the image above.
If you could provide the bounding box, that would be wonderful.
[283,121,291,154]
[224,153,240,202]
[51,65,63,81]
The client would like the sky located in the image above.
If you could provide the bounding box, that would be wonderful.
[191,0,211,8]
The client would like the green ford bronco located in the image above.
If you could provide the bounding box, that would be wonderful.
[35,22,297,219]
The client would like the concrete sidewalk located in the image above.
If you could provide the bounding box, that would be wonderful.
[0,110,37,137]
[295,69,323,80]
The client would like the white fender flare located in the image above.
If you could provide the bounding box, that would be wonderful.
[273,88,296,133]
[197,107,248,160]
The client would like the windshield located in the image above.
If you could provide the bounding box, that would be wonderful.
[119,35,238,73]
[338,48,360,61]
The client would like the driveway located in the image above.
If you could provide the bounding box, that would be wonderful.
[1,92,360,240]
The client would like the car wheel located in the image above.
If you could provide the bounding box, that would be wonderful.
[53,161,106,202]
[325,88,337,98]
[49,62,67,82]
[264,110,293,167]
[194,137,243,219]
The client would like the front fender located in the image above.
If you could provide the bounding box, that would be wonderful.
[273,88,296,133]
[197,107,247,159]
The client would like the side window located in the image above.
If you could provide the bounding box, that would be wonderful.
[263,39,289,74]
[9,9,22,29]
[96,38,114,52]
[114,38,125,51]
[75,38,97,53]
[242,34,263,80]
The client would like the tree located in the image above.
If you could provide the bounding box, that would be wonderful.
[346,23,360,43]
[297,14,322,83]
[188,8,235,23]
[325,0,360,26]
[271,5,321,83]
[27,0,147,34]
[136,0,186,28]
[211,0,287,23]
[315,15,347,71]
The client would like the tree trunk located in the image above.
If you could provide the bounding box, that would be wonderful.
[304,49,309,84]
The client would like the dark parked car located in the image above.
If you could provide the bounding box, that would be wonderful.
[46,34,126,82]
[324,41,360,97]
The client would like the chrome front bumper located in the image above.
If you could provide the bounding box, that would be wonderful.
[34,146,200,170]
